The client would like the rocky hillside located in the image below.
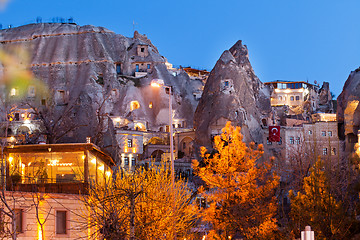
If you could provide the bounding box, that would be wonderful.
[194,40,271,147]
[0,23,203,148]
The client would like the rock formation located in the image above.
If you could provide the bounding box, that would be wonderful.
[0,23,203,154]
[337,69,360,144]
[194,40,271,147]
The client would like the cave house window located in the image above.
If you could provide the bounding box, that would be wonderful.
[56,210,67,234]
[116,63,122,75]
[136,64,139,72]
[10,88,18,97]
[290,96,294,101]
[147,64,150,69]
[289,137,294,144]
[323,148,328,155]
[130,101,140,111]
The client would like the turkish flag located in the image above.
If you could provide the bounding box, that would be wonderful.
[269,126,281,142]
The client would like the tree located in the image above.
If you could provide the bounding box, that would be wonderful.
[82,164,197,240]
[193,122,279,239]
[289,158,351,239]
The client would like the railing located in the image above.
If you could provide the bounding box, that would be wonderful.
[7,182,89,195]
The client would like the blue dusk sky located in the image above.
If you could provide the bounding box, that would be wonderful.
[1,0,359,97]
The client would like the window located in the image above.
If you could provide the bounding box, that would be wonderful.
[295,96,300,101]
[116,63,121,74]
[266,137,272,145]
[130,101,140,111]
[183,142,186,149]
[14,113,20,121]
[124,157,129,166]
[56,210,67,234]
[135,64,139,72]
[127,139,133,148]
[331,148,336,155]
[289,137,294,144]
[41,99,46,106]
[14,209,23,233]
[56,90,66,104]
[224,81,229,87]
[321,131,326,136]
[149,102,153,108]
[328,131,332,137]
[323,148,328,155]
[278,96,282,101]
[10,88,18,96]
[165,125,170,132]
[295,137,300,144]
[308,130,312,135]
[278,137,282,145]
[147,64,150,69]
[141,47,145,52]
[290,96,294,101]
[131,157,136,167]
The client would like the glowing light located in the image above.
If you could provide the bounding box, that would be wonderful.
[24,119,30,124]
[284,89,291,93]
[47,159,73,167]
[105,171,111,177]
[132,147,136,153]
[151,79,165,88]
[8,157,13,163]
[9,136,15,142]
[91,158,96,165]
[98,165,104,171]
[82,155,86,160]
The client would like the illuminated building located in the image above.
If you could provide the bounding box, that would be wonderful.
[1,143,114,239]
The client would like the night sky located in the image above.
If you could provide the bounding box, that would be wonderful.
[1,0,360,97]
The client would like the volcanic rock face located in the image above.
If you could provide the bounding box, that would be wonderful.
[194,40,271,147]
[337,70,360,142]
[0,23,202,149]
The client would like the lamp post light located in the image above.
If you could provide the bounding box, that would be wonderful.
[151,79,176,238]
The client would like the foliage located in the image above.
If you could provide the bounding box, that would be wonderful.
[83,164,197,240]
[193,122,279,239]
[289,158,351,239]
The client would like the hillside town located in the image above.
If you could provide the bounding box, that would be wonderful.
[0,22,360,239]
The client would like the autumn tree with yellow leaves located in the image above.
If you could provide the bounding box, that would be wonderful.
[193,122,279,239]
[83,164,197,240]
[289,158,351,240]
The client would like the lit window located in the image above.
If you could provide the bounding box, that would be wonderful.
[278,96,282,101]
[289,137,294,144]
[328,131,332,137]
[295,137,300,144]
[130,101,140,111]
[290,96,294,101]
[14,209,23,233]
[56,210,67,234]
[127,139,133,148]
[331,148,336,155]
[149,102,153,108]
[321,131,326,136]
[323,148,328,155]
[10,88,18,96]
[308,130,312,135]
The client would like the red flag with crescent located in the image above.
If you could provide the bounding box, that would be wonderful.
[269,126,280,142]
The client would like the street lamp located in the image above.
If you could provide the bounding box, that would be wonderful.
[151,79,176,238]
